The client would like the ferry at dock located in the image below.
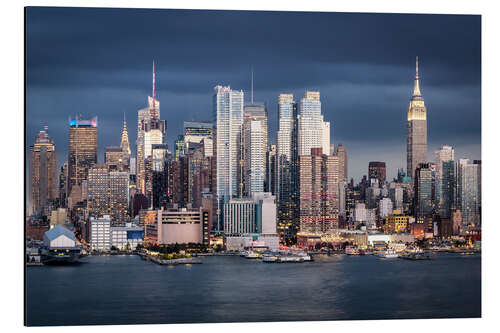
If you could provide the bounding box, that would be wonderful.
[375,249,399,259]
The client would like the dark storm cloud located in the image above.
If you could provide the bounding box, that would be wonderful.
[26,7,481,181]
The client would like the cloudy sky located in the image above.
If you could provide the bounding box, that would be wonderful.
[26,7,481,182]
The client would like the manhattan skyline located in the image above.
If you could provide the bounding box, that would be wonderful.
[26,7,481,182]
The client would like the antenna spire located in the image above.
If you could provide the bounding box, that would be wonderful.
[152,60,156,109]
[416,56,419,78]
[251,66,254,104]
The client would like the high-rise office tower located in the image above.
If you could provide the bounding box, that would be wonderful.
[214,85,244,229]
[87,164,109,219]
[243,94,268,197]
[277,93,299,244]
[456,159,481,229]
[413,163,434,219]
[299,147,340,234]
[440,160,455,218]
[29,128,58,216]
[334,144,348,182]
[407,57,427,180]
[434,145,454,214]
[137,61,165,194]
[368,161,386,184]
[109,171,129,222]
[243,119,265,196]
[297,91,330,156]
[68,116,98,198]
[59,162,68,208]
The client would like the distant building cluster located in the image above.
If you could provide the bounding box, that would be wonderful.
[27,58,481,251]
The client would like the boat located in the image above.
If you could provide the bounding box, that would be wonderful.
[240,250,248,257]
[345,246,360,255]
[245,251,261,259]
[277,255,304,263]
[399,252,433,260]
[376,250,399,259]
[262,254,278,263]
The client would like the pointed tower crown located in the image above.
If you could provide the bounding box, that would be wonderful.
[120,113,131,155]
[408,56,426,121]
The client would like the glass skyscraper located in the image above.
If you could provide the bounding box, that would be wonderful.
[277,93,299,244]
[213,85,244,231]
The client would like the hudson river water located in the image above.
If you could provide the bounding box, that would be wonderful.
[26,253,481,326]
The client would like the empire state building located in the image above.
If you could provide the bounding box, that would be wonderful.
[407,57,427,179]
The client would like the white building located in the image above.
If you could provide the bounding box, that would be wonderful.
[214,85,244,209]
[379,197,394,218]
[43,225,77,249]
[90,215,111,251]
[223,192,277,236]
[110,224,144,250]
[244,120,266,195]
[297,91,330,156]
[253,192,277,235]
[277,94,295,162]
[354,203,368,223]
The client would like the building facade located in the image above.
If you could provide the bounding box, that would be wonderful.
[299,148,340,235]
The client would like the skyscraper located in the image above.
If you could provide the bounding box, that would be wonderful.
[87,164,109,219]
[299,147,339,234]
[151,143,169,209]
[434,145,455,214]
[440,160,455,218]
[59,162,68,208]
[244,119,265,196]
[109,171,129,222]
[137,61,165,194]
[29,128,58,216]
[214,85,244,228]
[297,91,329,156]
[68,116,98,198]
[456,159,480,229]
[413,163,434,219]
[407,57,428,180]
[277,93,299,244]
[334,144,348,182]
